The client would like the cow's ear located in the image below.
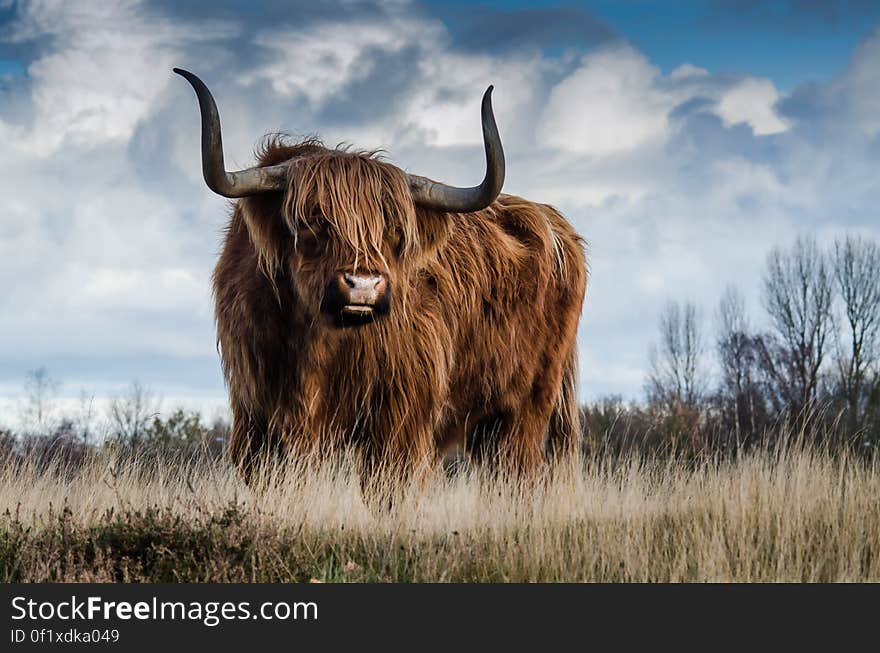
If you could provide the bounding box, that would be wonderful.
[237,195,287,273]
[414,207,452,258]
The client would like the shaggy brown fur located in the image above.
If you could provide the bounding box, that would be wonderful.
[213,138,587,485]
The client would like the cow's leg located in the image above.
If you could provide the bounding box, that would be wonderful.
[464,412,510,467]
[506,342,579,475]
[228,408,279,485]
[355,369,444,504]
[473,365,567,478]
[435,420,468,477]
[545,346,581,461]
[465,411,544,476]
[505,408,554,475]
[229,397,317,485]
[358,424,437,508]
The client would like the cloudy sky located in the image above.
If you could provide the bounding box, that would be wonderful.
[1,0,880,423]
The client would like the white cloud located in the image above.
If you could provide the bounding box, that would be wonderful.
[242,17,441,104]
[537,45,791,159]
[538,45,670,155]
[715,77,789,135]
[802,25,880,138]
[2,1,233,153]
[669,63,709,80]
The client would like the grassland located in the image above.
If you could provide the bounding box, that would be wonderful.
[1,444,878,582]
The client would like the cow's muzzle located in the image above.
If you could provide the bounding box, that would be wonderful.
[321,272,391,326]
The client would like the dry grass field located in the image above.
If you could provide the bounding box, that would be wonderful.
[1,441,878,582]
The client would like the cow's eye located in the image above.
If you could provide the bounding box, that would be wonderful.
[388,226,405,256]
[296,226,324,257]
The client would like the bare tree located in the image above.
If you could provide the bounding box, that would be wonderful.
[718,285,748,343]
[75,390,98,446]
[19,367,59,436]
[832,235,880,427]
[108,381,160,448]
[760,236,834,416]
[717,287,748,432]
[647,300,706,409]
[715,286,766,444]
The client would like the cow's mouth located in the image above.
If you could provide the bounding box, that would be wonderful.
[336,304,377,326]
[322,285,391,327]
[342,304,374,316]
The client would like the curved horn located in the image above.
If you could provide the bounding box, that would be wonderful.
[407,86,505,213]
[173,68,288,198]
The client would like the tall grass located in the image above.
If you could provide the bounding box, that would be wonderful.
[1,439,878,582]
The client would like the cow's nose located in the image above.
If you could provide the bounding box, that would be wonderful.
[337,273,388,305]
[322,271,392,321]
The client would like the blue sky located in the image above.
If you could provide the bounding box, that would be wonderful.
[425,0,880,88]
[1,0,879,424]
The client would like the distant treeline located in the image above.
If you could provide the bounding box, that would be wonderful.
[0,377,229,468]
[585,234,880,459]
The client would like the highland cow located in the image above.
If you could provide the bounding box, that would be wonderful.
[174,68,587,486]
